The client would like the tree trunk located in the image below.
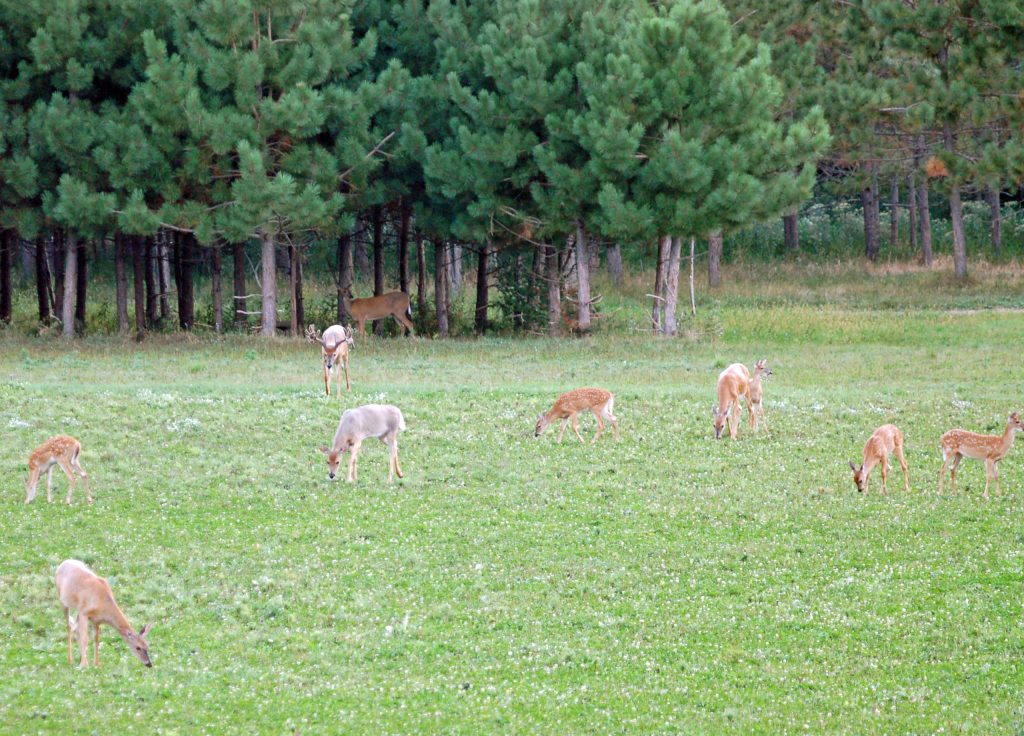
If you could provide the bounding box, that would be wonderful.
[575,222,591,332]
[861,171,880,261]
[53,231,65,320]
[416,233,427,325]
[434,239,449,337]
[546,242,561,337]
[145,236,158,326]
[398,203,410,295]
[908,174,918,251]
[449,244,462,299]
[372,205,384,297]
[942,121,967,278]
[212,241,223,333]
[783,212,799,253]
[987,186,1001,255]
[158,232,171,323]
[651,235,670,332]
[707,230,723,287]
[288,245,304,336]
[607,242,623,286]
[662,236,682,336]
[61,233,78,339]
[337,232,353,324]
[689,237,697,317]
[260,228,277,337]
[35,237,51,323]
[233,241,247,328]
[74,239,87,332]
[115,233,129,333]
[474,242,489,335]
[914,136,933,266]
[176,233,195,330]
[889,176,899,246]
[354,216,370,282]
[0,231,11,324]
[132,236,145,336]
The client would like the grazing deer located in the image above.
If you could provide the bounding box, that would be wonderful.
[938,412,1024,499]
[55,559,152,668]
[712,363,751,440]
[849,424,909,495]
[306,324,354,395]
[320,404,406,482]
[25,435,90,505]
[534,388,619,444]
[747,359,772,433]
[343,290,414,337]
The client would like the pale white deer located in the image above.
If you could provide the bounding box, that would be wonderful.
[938,412,1024,499]
[747,359,772,433]
[25,435,90,505]
[320,404,406,482]
[849,424,909,495]
[307,323,354,395]
[343,290,414,337]
[712,363,751,440]
[534,387,619,444]
[55,559,152,668]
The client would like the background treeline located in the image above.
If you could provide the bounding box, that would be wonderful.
[1,0,1022,339]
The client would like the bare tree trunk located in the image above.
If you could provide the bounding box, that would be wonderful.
[707,231,723,287]
[115,233,129,333]
[450,243,462,298]
[145,236,158,327]
[176,233,195,330]
[337,232,353,324]
[132,236,145,336]
[354,214,370,282]
[398,203,410,295]
[372,205,384,297]
[861,168,880,261]
[233,242,247,328]
[914,136,933,266]
[606,242,623,286]
[288,245,303,336]
[689,237,696,317]
[474,242,489,335]
[575,221,591,332]
[158,232,171,323]
[662,236,682,335]
[546,242,561,337]
[211,241,223,333]
[943,121,967,278]
[61,233,78,339]
[52,231,65,320]
[0,231,11,324]
[35,237,51,323]
[907,174,917,251]
[889,176,899,246]
[783,212,799,253]
[416,233,427,325]
[260,228,277,337]
[986,186,1001,255]
[434,239,449,337]
[651,235,670,332]
[74,239,87,333]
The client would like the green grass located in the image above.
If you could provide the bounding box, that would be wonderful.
[2,299,1024,733]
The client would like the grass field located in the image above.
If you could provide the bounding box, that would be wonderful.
[2,285,1024,733]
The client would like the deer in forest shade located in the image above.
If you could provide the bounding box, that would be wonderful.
[25,435,90,504]
[342,290,415,337]
[938,412,1024,499]
[534,388,619,444]
[747,359,772,433]
[712,363,751,440]
[849,424,909,495]
[55,559,152,668]
[307,324,354,395]
[320,404,406,482]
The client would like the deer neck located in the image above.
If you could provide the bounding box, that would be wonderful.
[998,423,1018,455]
[98,601,133,634]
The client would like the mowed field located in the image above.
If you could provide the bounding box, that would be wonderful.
[2,304,1024,734]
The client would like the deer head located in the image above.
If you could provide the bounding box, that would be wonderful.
[712,405,728,439]
[849,460,866,493]
[534,413,551,437]
[125,623,153,667]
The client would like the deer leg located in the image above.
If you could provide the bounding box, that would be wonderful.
[47,466,54,503]
[995,462,1001,498]
[343,357,350,391]
[391,436,403,479]
[591,409,604,444]
[896,444,909,493]
[25,468,40,504]
[58,460,76,505]
[557,419,568,443]
[949,454,963,496]
[324,364,330,397]
[730,400,740,439]
[93,621,101,666]
[572,414,585,443]
[64,606,73,665]
[72,452,90,503]
[76,614,89,667]
[984,459,994,501]
[880,461,888,495]
[759,405,769,434]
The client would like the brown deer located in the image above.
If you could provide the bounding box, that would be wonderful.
[343,290,414,337]
[306,324,354,395]
[849,424,909,495]
[712,363,750,440]
[747,359,772,433]
[535,388,619,444]
[25,435,90,504]
[938,412,1024,499]
[320,404,406,483]
[55,559,152,668]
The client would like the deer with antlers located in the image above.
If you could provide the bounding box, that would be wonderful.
[747,359,772,433]
[712,363,751,440]
[307,324,354,395]
[343,290,414,337]
[55,559,152,668]
[535,388,619,444]
[938,412,1024,499]
[25,435,90,504]
[849,424,909,495]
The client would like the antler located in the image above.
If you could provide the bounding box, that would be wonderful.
[305,324,325,346]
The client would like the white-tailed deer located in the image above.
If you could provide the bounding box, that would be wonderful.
[849,424,909,495]
[343,290,414,337]
[938,412,1024,499]
[320,404,406,482]
[26,435,90,504]
[747,359,772,433]
[55,559,152,668]
[306,324,354,395]
[534,388,619,444]
[712,363,751,440]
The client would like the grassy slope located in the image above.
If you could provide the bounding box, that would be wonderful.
[1,273,1024,734]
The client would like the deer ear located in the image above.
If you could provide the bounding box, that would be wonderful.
[319,445,330,454]
[849,460,857,471]
[1011,412,1020,421]
[711,406,718,417]
[139,623,152,637]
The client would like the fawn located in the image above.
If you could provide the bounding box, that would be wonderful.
[307,324,354,395]
[938,412,1024,499]
[55,559,152,668]
[320,404,406,482]
[849,424,909,495]
[534,388,619,444]
[712,363,751,440]
[747,359,772,433]
[26,435,90,504]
